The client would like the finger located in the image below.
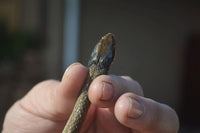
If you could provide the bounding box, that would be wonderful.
[55,63,89,118]
[114,93,179,133]
[20,63,88,121]
[88,75,143,108]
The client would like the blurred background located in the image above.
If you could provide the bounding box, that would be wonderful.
[0,0,200,132]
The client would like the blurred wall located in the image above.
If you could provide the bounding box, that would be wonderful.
[79,0,200,109]
[0,0,22,31]
[45,0,64,78]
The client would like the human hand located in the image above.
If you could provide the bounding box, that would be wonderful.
[2,63,179,133]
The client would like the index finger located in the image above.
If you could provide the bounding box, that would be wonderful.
[88,75,143,108]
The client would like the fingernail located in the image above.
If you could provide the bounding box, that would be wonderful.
[101,82,114,101]
[62,62,81,81]
[128,97,144,119]
[65,62,81,73]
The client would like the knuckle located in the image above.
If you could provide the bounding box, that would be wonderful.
[121,76,133,81]
[120,76,144,96]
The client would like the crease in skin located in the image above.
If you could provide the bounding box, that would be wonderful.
[4,101,65,133]
[18,101,48,121]
[19,101,64,123]
[20,83,66,122]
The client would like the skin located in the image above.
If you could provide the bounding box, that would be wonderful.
[2,63,179,133]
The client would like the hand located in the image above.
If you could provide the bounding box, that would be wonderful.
[2,63,179,133]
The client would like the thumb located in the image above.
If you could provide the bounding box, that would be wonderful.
[20,63,88,121]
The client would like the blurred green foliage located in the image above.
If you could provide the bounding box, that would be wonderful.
[0,20,36,62]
